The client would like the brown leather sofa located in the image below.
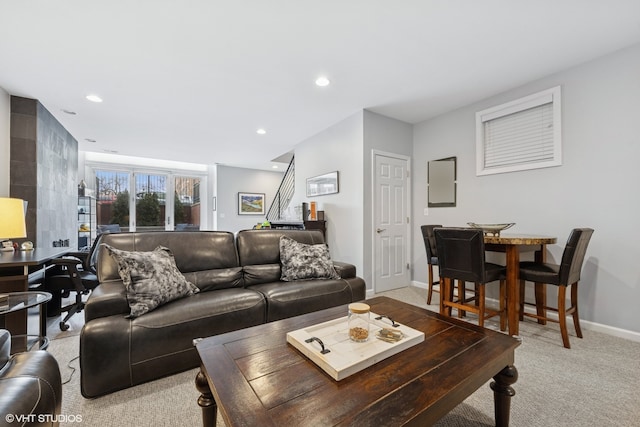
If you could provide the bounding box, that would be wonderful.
[80,229,365,398]
[0,329,62,427]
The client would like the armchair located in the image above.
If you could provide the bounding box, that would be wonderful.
[0,329,62,426]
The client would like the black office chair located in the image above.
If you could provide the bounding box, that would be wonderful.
[45,236,102,331]
[519,228,594,349]
[435,228,506,330]
[420,225,442,305]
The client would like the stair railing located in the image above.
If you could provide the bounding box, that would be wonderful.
[266,156,295,222]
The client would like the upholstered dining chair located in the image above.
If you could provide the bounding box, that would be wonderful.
[435,227,506,330]
[518,228,594,349]
[420,225,441,305]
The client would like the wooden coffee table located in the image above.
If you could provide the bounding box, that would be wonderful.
[194,296,520,426]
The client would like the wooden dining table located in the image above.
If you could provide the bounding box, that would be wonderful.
[484,234,557,336]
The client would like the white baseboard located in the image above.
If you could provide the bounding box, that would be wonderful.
[408,281,640,343]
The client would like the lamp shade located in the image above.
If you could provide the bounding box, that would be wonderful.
[0,197,27,239]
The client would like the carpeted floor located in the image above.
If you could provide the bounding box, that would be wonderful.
[47,286,640,426]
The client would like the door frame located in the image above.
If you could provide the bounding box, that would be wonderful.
[370,149,412,293]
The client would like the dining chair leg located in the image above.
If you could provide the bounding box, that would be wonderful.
[499,280,506,332]
[571,282,583,339]
[458,281,466,318]
[440,277,452,317]
[519,280,525,321]
[557,286,571,349]
[474,283,479,307]
[439,277,445,314]
[478,284,486,328]
[427,265,435,305]
[534,282,547,325]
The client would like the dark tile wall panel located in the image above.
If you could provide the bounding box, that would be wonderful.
[10,96,78,247]
[10,97,38,244]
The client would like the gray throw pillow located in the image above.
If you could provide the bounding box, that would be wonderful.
[279,236,340,281]
[103,244,199,318]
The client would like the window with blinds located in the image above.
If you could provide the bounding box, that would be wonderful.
[476,86,562,176]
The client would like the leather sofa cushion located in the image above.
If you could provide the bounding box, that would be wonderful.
[183,267,244,292]
[97,231,240,286]
[248,279,353,322]
[238,229,328,286]
[80,288,267,398]
[128,288,266,364]
[103,245,200,318]
[237,229,326,266]
[243,264,281,287]
[84,281,130,322]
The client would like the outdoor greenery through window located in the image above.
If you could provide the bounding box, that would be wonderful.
[95,170,201,232]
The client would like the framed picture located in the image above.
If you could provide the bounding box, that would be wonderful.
[238,192,265,215]
[306,171,339,197]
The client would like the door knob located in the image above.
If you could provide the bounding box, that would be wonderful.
[376,228,386,233]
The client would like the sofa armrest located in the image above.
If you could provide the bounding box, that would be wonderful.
[333,261,356,279]
[84,280,130,322]
[0,349,62,425]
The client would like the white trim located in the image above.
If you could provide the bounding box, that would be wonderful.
[370,149,412,294]
[410,281,640,343]
[84,151,208,173]
[476,86,562,176]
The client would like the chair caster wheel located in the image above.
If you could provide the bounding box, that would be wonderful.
[59,322,70,331]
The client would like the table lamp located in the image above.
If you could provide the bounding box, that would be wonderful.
[0,197,27,252]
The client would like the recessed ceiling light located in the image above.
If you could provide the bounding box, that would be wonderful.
[62,109,77,115]
[84,138,97,143]
[256,128,266,135]
[315,77,330,87]
[86,94,103,103]
[272,165,279,169]
[103,149,118,154]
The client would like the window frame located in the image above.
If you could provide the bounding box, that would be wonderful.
[475,86,562,176]
[87,160,207,231]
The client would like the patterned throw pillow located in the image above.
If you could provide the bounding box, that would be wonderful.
[103,244,199,318]
[279,236,340,281]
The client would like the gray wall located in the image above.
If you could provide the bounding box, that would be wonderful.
[215,165,283,232]
[362,110,413,291]
[10,96,77,247]
[412,44,640,334]
[291,111,365,274]
[289,111,412,289]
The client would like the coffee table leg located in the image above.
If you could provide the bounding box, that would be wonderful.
[490,365,518,427]
[195,368,217,427]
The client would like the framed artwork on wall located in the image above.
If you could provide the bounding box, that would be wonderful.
[306,171,339,197]
[238,192,265,215]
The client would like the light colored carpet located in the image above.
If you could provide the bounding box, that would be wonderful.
[47,286,640,426]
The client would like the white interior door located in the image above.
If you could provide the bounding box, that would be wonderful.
[373,152,410,292]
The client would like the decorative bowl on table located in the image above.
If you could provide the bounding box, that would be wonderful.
[467,222,515,237]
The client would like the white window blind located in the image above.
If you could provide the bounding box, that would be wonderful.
[476,86,561,176]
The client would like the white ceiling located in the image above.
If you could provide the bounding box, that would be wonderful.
[2,1,640,170]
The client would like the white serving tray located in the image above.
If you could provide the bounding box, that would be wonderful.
[286,312,425,381]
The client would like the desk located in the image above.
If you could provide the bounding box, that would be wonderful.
[195,297,520,427]
[485,234,557,336]
[0,247,69,352]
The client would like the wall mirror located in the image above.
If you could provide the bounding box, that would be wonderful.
[428,156,457,207]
